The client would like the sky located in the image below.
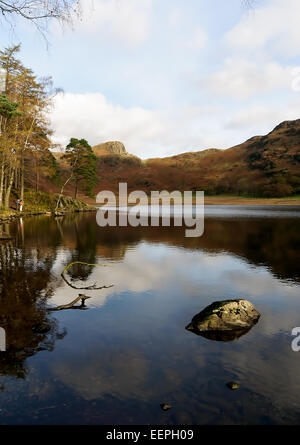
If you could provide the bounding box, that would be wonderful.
[1,0,300,158]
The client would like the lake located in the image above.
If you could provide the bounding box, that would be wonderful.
[0,206,300,425]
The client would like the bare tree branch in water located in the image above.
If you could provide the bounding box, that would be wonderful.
[48,294,91,311]
[61,261,114,290]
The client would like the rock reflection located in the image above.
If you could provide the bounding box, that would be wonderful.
[186,326,254,342]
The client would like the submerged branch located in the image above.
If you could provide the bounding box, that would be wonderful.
[61,261,114,290]
[48,294,91,311]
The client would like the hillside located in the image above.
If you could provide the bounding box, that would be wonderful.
[47,119,300,199]
[93,119,300,197]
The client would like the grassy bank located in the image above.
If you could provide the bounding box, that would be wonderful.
[202,195,300,205]
[0,191,96,222]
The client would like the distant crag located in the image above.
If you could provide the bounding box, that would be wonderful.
[93,141,128,157]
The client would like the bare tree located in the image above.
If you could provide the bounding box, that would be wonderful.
[0,0,80,34]
[242,0,257,9]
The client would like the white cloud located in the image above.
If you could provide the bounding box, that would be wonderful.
[51,92,169,156]
[50,88,300,158]
[207,58,294,100]
[227,270,300,300]
[50,92,226,157]
[226,101,300,133]
[185,27,208,51]
[168,8,182,28]
[226,105,284,131]
[69,0,153,47]
[225,0,300,57]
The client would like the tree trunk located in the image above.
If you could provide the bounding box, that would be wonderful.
[4,168,15,210]
[20,156,24,200]
[74,179,78,199]
[0,163,4,208]
[36,167,39,192]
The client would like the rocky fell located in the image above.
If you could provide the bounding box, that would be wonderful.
[49,120,300,198]
[93,120,300,197]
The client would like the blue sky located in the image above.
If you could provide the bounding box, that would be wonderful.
[1,0,300,158]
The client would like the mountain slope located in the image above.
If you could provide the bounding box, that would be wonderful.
[93,120,300,197]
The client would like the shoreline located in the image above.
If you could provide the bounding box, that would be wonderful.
[2,196,300,222]
[0,207,97,223]
[93,195,300,207]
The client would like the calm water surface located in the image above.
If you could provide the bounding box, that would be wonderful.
[0,206,299,425]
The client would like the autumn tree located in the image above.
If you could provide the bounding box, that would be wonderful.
[0,94,21,207]
[0,45,55,209]
[63,138,97,199]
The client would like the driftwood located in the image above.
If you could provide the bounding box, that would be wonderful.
[61,261,114,290]
[48,294,91,311]
[48,262,114,313]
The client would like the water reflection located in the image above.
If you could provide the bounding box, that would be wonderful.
[0,208,299,424]
[186,324,256,342]
[57,211,300,283]
[0,238,66,379]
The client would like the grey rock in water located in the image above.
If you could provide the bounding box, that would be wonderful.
[186,299,260,342]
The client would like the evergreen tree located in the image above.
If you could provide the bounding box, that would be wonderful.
[63,138,97,199]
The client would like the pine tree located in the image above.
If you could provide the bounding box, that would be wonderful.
[63,138,97,199]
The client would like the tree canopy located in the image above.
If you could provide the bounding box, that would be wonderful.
[63,138,98,199]
[0,44,55,209]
